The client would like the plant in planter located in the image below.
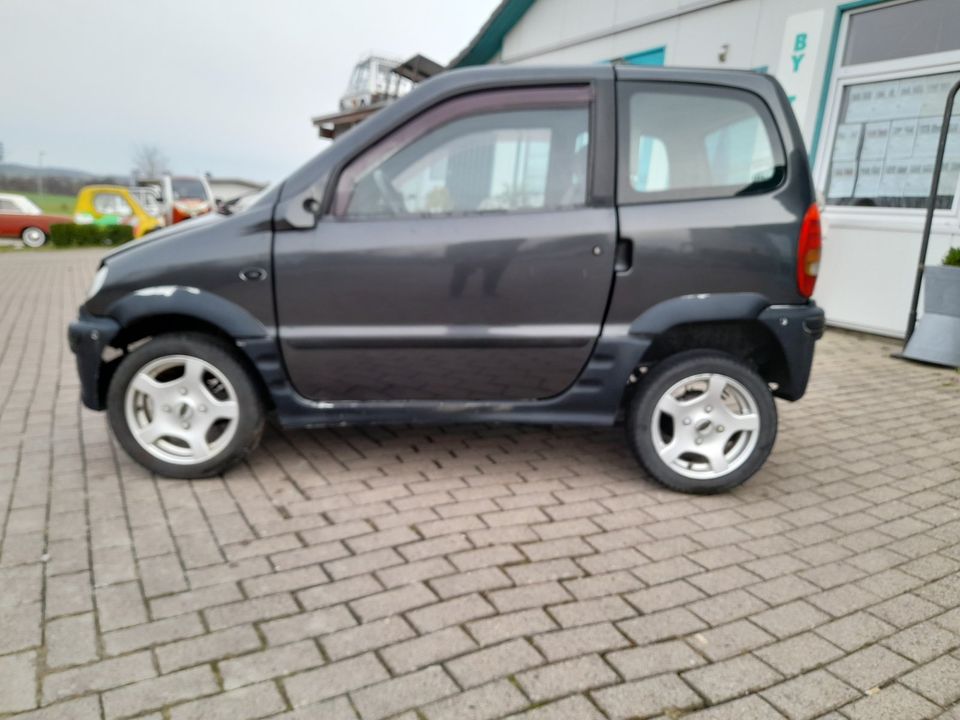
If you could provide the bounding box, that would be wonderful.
[902,246,960,368]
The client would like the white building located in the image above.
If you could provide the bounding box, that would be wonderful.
[451,0,960,338]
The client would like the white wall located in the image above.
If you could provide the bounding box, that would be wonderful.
[495,0,960,338]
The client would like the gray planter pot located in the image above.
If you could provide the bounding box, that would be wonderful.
[903,264,960,368]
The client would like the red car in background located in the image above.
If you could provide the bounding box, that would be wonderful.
[0,193,72,247]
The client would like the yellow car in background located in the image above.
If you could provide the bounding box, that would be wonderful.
[74,185,165,238]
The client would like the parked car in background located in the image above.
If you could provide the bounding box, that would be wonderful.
[74,185,164,238]
[0,192,72,247]
[136,175,214,225]
[69,65,824,493]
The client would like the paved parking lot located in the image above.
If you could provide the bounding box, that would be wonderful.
[1,249,960,720]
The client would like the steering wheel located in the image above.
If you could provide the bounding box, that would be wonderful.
[372,169,406,215]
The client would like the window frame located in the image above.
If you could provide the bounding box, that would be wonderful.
[616,81,787,206]
[329,85,595,221]
[814,0,960,226]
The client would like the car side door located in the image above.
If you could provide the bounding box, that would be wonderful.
[274,83,618,402]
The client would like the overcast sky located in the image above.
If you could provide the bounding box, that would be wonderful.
[0,0,499,182]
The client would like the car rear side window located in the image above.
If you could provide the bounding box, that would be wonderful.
[618,82,786,204]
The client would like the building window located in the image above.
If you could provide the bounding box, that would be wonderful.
[821,0,960,211]
[825,72,960,209]
[842,0,960,66]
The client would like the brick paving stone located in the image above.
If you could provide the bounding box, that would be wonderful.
[607,639,705,680]
[284,653,389,707]
[205,593,300,630]
[617,606,708,645]
[754,632,846,676]
[45,571,94,618]
[815,611,896,652]
[381,626,477,674]
[505,695,605,720]
[45,612,98,668]
[750,600,831,639]
[445,638,543,688]
[407,593,496,633]
[0,602,41,653]
[592,673,704,719]
[350,581,437,621]
[682,696,786,720]
[350,666,459,720]
[43,651,156,704]
[102,666,219,719]
[156,625,263,673]
[517,654,619,702]
[548,595,636,628]
[626,579,706,613]
[422,679,529,720]
[761,670,859,720]
[298,574,383,609]
[260,604,356,646]
[220,639,324,689]
[827,644,914,691]
[682,654,783,703]
[691,619,776,661]
[532,621,630,661]
[103,613,206,655]
[323,616,417,659]
[0,651,37,713]
[840,684,941,720]
[467,608,558,645]
[95,581,147,630]
[883,621,960,663]
[169,681,287,720]
[901,655,960,706]
[8,697,103,720]
[151,582,244,619]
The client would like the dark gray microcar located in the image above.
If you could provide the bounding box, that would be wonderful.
[69,64,824,493]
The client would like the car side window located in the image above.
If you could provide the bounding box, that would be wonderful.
[337,105,590,219]
[93,192,133,217]
[618,83,785,204]
[0,199,16,212]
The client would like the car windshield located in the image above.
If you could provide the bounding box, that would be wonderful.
[172,179,207,200]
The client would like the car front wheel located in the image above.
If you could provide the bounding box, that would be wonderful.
[107,333,264,478]
[627,350,777,493]
[21,226,47,248]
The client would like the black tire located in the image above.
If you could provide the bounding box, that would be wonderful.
[107,333,264,479]
[627,350,777,494]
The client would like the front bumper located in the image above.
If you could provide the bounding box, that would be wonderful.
[67,310,120,410]
[758,302,826,401]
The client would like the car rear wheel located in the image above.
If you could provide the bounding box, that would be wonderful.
[107,333,264,478]
[627,350,777,493]
[21,226,47,248]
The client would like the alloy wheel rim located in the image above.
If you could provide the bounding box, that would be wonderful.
[125,355,239,466]
[22,228,44,247]
[650,372,760,480]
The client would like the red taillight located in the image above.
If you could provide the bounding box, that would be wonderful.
[797,203,822,298]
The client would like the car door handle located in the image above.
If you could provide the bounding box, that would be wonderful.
[615,238,633,272]
[239,267,268,282]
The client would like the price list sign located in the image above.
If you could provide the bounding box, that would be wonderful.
[826,72,960,208]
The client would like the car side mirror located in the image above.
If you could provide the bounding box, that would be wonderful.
[275,175,328,230]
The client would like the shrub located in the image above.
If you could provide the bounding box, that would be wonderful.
[944,247,960,268]
[49,224,135,248]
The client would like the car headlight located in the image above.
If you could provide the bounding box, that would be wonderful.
[88,265,109,299]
